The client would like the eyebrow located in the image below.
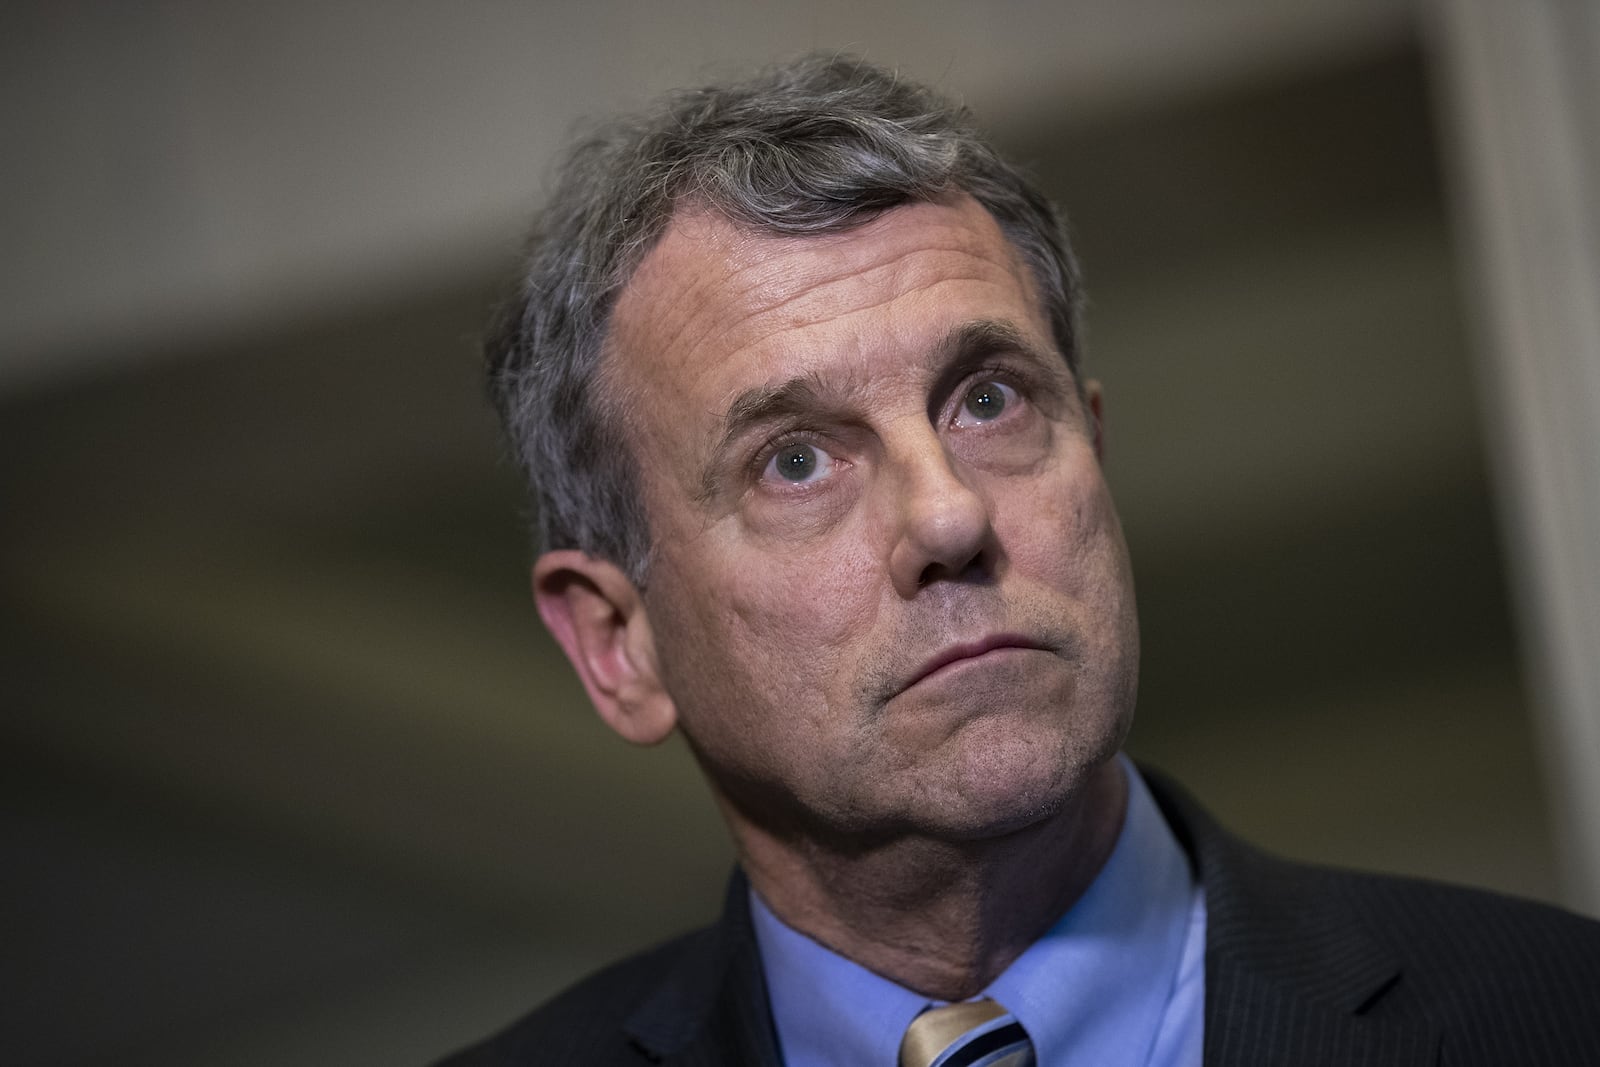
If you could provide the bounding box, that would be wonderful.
[717,372,835,453]
[697,318,1062,500]
[925,319,1063,413]
[698,371,843,501]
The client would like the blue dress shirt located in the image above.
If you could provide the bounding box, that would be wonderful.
[750,755,1206,1066]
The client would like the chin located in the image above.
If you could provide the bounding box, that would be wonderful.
[921,735,1113,842]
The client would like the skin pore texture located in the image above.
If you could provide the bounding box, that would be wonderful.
[534,195,1140,1000]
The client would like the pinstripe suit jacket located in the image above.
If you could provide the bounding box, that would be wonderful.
[440,771,1600,1066]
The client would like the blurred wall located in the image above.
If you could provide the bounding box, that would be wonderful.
[2,0,1409,393]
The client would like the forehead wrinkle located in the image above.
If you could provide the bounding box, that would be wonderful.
[702,266,1013,387]
[663,267,1025,456]
[628,204,1034,392]
[620,260,740,386]
[726,239,1022,343]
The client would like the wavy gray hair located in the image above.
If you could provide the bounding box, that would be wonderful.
[487,54,1083,585]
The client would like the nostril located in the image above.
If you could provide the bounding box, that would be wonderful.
[917,547,991,589]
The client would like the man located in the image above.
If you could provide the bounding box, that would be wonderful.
[443,55,1600,1066]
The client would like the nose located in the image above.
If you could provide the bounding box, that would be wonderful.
[887,433,994,597]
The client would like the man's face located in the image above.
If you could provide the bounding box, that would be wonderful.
[605,196,1138,845]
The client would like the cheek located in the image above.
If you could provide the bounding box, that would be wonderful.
[650,518,883,713]
[720,539,883,686]
[649,535,889,802]
[1004,459,1138,657]
[1003,459,1120,576]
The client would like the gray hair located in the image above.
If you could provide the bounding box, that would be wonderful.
[487,53,1083,585]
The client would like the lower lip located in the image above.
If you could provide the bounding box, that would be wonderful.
[911,645,1039,689]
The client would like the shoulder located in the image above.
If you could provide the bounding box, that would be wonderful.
[1144,764,1600,959]
[1142,767,1600,1059]
[433,927,716,1067]
[1329,856,1600,946]
[434,870,778,1067]
[1320,861,1600,1004]
[1287,853,1600,1061]
[1200,798,1600,989]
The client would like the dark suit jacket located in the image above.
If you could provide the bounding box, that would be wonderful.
[439,772,1600,1065]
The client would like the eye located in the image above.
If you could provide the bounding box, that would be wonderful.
[953,379,1018,428]
[762,442,836,484]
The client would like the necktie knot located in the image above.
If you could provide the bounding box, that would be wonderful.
[899,998,1035,1067]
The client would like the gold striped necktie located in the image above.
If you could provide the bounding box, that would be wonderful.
[899,998,1036,1067]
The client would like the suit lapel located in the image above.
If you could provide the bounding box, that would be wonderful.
[622,871,784,1066]
[1202,962,1434,1066]
[1143,769,1438,1067]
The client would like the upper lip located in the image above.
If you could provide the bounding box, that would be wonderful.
[901,633,1047,693]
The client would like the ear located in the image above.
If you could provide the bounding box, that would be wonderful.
[1084,379,1106,462]
[532,550,677,746]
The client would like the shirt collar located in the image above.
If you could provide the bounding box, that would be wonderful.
[750,882,927,1065]
[987,757,1196,1065]
[749,755,1197,1067]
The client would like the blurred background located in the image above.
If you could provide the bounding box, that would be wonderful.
[4,2,1598,1064]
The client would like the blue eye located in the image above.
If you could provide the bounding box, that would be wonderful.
[954,380,1017,427]
[765,442,835,484]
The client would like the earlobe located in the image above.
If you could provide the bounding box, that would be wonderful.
[532,551,678,745]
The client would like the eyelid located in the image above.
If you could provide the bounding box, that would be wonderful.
[952,380,1022,431]
[752,430,840,487]
[945,363,1033,425]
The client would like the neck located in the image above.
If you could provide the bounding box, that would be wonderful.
[730,759,1127,1001]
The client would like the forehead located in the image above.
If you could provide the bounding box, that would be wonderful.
[602,196,1051,465]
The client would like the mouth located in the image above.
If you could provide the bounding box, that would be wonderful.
[900,633,1050,695]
